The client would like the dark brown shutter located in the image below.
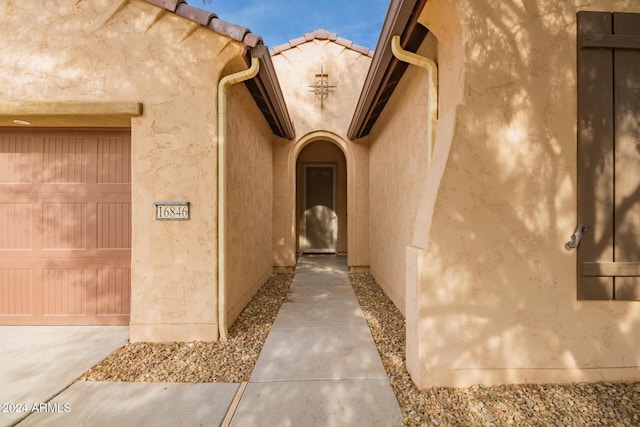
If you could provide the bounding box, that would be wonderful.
[577,12,640,300]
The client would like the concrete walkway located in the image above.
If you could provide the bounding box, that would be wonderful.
[5,255,402,426]
[229,255,403,426]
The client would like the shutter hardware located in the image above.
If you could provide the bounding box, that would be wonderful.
[565,224,588,250]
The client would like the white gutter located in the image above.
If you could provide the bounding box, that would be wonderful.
[391,35,438,165]
[217,57,260,340]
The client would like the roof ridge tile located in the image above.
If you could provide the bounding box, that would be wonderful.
[335,36,353,48]
[271,43,291,54]
[288,36,307,47]
[271,29,373,57]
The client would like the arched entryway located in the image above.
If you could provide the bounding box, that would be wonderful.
[296,140,347,254]
[272,130,369,271]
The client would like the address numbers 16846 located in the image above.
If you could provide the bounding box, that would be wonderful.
[155,202,190,220]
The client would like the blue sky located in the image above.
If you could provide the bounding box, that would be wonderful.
[189,0,390,50]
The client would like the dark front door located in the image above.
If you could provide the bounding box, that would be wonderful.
[302,165,337,253]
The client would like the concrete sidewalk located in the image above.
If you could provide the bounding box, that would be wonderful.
[6,256,402,426]
[230,255,402,426]
[0,326,129,427]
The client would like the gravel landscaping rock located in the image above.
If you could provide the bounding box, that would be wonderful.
[349,272,640,427]
[82,273,294,383]
[83,269,640,426]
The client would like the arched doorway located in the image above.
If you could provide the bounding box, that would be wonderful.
[295,140,347,255]
[272,130,368,271]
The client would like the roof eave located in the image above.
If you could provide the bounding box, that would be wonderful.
[143,0,294,139]
[245,46,296,140]
[347,0,428,140]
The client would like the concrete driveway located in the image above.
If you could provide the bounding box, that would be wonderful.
[0,328,240,427]
[0,326,128,427]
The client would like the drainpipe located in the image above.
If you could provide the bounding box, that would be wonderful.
[217,56,260,340]
[391,35,438,165]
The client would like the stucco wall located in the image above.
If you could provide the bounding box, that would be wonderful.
[399,0,640,387]
[296,140,348,253]
[225,83,274,324]
[0,0,248,341]
[368,35,437,313]
[272,39,371,138]
[271,39,371,269]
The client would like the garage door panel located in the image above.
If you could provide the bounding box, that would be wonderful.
[43,268,88,316]
[0,136,34,184]
[0,269,32,315]
[42,136,88,184]
[0,130,131,325]
[40,187,130,196]
[97,268,130,315]
[97,202,132,249]
[1,314,129,326]
[0,202,32,249]
[0,252,130,261]
[0,261,130,321]
[42,202,87,250]
[97,137,131,184]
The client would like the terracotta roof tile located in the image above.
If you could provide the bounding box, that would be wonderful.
[351,43,372,56]
[175,3,217,26]
[271,43,291,54]
[208,18,251,44]
[312,29,337,40]
[335,37,353,48]
[288,36,307,48]
[143,0,261,47]
[270,29,373,57]
[145,0,183,12]
[243,33,264,48]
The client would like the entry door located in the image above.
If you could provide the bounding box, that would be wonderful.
[577,12,640,300]
[303,165,337,253]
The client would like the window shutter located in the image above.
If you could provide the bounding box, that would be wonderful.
[577,12,640,301]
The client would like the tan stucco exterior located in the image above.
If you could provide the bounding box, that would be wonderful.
[0,0,267,341]
[369,35,437,312]
[271,39,371,270]
[369,0,640,387]
[5,0,640,391]
[225,83,275,324]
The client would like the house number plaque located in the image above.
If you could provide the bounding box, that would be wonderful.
[155,201,190,220]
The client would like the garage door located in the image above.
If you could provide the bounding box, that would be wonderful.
[0,129,131,325]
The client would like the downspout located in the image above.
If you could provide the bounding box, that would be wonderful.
[218,56,260,340]
[391,35,438,165]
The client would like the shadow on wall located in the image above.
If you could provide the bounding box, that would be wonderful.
[0,1,257,330]
[299,205,338,253]
[271,42,371,136]
[420,0,640,383]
